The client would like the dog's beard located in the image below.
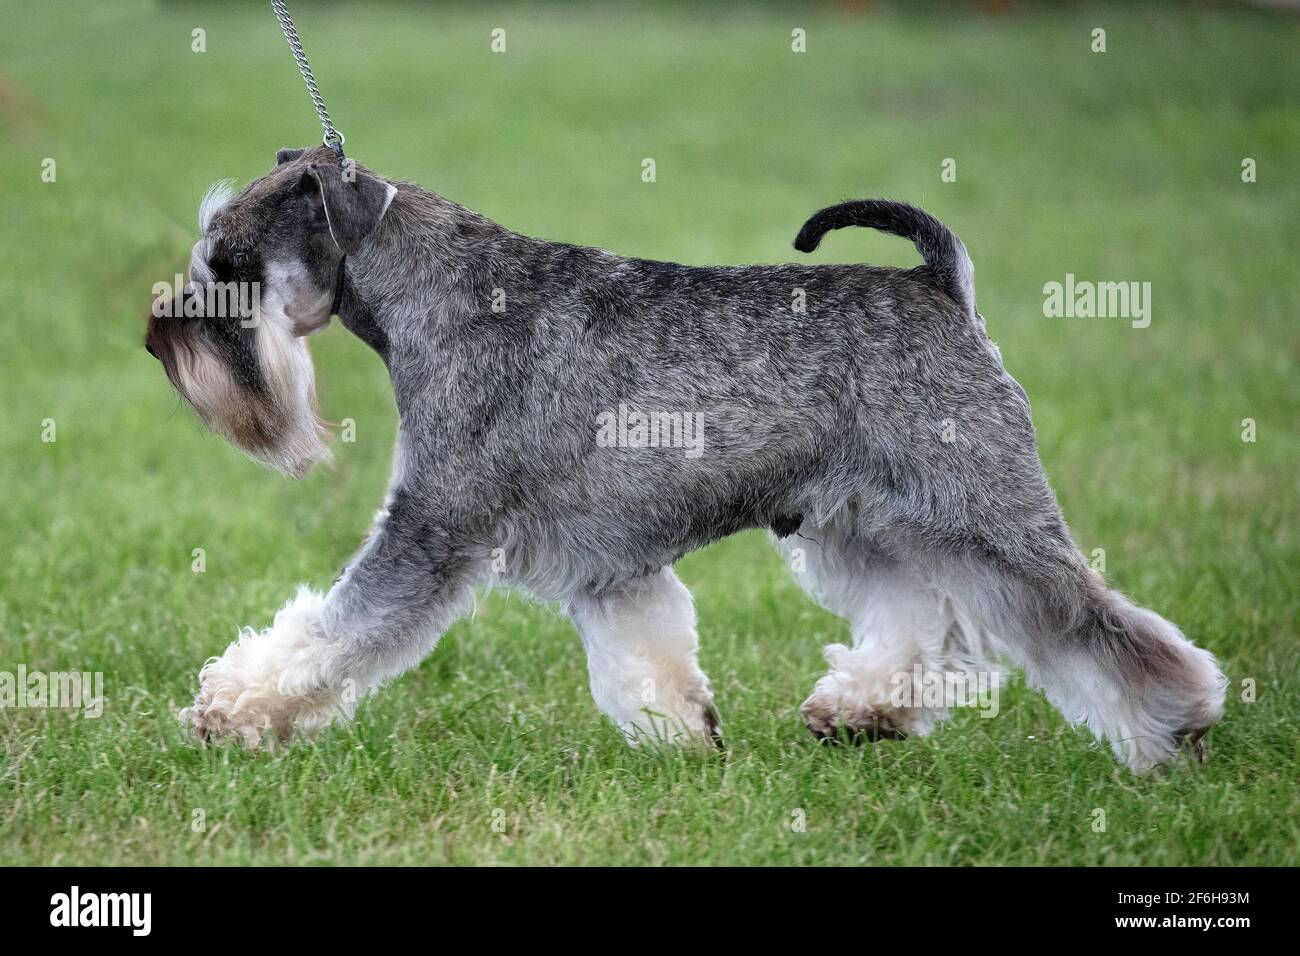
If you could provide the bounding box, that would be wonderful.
[170,319,331,479]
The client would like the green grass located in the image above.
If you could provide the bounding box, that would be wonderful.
[0,0,1297,865]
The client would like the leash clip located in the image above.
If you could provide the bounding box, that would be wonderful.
[326,131,346,163]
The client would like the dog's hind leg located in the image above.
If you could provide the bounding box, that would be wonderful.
[565,567,722,748]
[181,498,478,748]
[940,535,1228,772]
[773,524,980,742]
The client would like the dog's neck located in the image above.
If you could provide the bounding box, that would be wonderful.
[334,261,390,361]
[334,183,508,367]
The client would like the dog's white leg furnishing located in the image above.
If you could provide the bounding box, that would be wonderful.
[775,525,971,740]
[566,568,721,747]
[181,510,477,748]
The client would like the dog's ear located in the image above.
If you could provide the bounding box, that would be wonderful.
[303,160,398,255]
[276,147,307,165]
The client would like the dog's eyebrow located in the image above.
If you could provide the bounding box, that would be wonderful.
[198,179,236,233]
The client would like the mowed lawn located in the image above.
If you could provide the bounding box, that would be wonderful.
[0,1,1296,866]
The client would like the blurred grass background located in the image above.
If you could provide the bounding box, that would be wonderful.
[0,0,1296,865]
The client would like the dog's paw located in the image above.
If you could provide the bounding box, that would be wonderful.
[801,643,941,745]
[611,682,725,751]
[178,586,353,748]
[801,698,906,743]
[180,688,274,749]
[620,697,725,751]
[179,679,342,749]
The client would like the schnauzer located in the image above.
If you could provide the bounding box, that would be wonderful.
[146,146,1226,770]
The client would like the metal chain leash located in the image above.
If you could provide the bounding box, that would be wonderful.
[270,0,345,159]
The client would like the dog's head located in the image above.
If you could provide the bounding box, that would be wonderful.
[145,146,397,477]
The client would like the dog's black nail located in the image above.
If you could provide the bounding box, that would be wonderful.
[1178,728,1208,764]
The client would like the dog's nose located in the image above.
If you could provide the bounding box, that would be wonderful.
[145,342,158,360]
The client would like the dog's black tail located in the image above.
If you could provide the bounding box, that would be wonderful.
[794,199,976,318]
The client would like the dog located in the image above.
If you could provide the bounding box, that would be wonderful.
[146,146,1227,770]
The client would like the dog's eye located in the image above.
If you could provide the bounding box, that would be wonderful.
[231,252,250,270]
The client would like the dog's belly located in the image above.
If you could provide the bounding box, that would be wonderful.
[492,464,813,599]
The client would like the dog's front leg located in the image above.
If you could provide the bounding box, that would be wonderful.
[566,568,722,749]
[180,508,475,748]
